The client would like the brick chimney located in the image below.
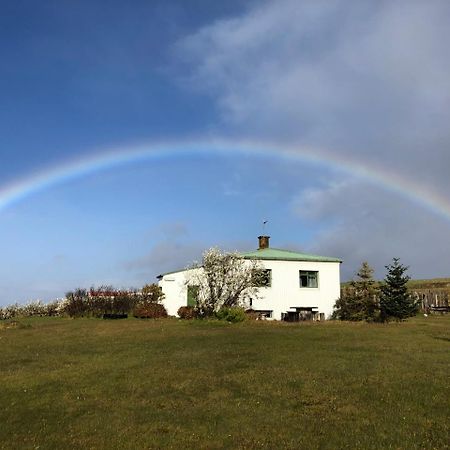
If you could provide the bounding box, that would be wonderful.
[258,235,270,250]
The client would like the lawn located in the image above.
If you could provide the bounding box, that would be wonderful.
[1,316,449,449]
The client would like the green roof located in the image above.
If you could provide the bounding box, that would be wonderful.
[157,247,341,278]
[240,247,341,263]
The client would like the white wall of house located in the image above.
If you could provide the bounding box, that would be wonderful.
[158,259,340,319]
[248,259,340,319]
[157,267,200,317]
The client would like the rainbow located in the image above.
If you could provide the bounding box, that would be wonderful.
[1,138,449,222]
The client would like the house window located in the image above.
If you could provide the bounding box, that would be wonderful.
[299,270,318,288]
[254,310,273,319]
[252,269,272,287]
[187,285,199,307]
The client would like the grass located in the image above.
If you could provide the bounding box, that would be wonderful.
[407,278,450,290]
[1,317,449,449]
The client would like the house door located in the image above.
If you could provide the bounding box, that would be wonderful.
[187,285,199,307]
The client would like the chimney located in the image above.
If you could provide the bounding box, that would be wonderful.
[258,235,270,250]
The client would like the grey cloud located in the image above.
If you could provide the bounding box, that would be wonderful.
[126,240,205,277]
[293,181,450,280]
[127,239,256,278]
[174,0,450,190]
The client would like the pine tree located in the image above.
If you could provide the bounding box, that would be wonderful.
[380,258,417,322]
[352,262,379,321]
[333,285,359,320]
[333,261,379,321]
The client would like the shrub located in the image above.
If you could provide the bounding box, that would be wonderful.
[88,286,139,316]
[216,307,246,323]
[177,306,196,320]
[141,284,165,303]
[45,300,62,317]
[0,304,20,320]
[63,289,89,317]
[133,303,168,319]
[21,300,49,317]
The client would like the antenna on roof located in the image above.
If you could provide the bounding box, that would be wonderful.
[262,220,268,232]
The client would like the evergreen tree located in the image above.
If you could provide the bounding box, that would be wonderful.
[353,262,379,321]
[333,261,379,321]
[380,258,417,322]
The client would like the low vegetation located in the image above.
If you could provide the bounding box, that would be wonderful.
[0,316,449,449]
[335,258,420,322]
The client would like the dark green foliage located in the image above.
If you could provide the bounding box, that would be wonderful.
[177,306,196,319]
[215,307,246,323]
[333,286,360,321]
[333,262,379,321]
[380,258,418,322]
[133,303,168,319]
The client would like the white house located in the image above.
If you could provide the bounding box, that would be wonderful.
[157,236,341,320]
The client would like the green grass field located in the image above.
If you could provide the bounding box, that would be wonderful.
[1,317,449,449]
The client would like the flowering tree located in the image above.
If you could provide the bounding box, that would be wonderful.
[187,247,263,317]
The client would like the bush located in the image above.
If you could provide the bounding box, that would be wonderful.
[0,304,20,320]
[141,284,165,303]
[133,303,168,319]
[177,306,196,320]
[63,289,89,317]
[1,300,66,320]
[216,307,246,323]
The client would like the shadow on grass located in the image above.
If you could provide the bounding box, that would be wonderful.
[432,336,450,343]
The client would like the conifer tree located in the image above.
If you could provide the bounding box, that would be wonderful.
[333,261,379,321]
[352,261,379,321]
[380,258,417,321]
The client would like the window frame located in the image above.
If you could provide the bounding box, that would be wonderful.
[299,270,319,288]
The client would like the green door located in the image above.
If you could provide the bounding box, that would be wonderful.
[187,285,199,307]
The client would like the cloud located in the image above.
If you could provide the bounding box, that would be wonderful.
[172,0,450,279]
[174,0,450,188]
[293,180,450,280]
[127,240,205,278]
[125,222,257,282]
[124,222,203,279]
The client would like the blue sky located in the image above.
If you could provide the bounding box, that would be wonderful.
[1,0,450,304]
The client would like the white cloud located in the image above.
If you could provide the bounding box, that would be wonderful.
[172,0,450,278]
[174,0,450,185]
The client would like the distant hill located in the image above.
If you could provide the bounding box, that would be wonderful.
[406,278,450,291]
[342,277,450,291]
